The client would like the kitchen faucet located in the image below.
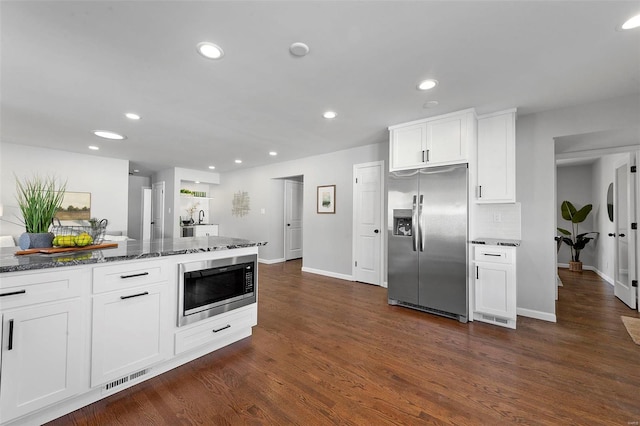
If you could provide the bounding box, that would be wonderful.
[198,210,205,224]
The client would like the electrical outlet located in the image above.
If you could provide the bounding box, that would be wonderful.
[260,208,266,215]
[493,212,502,223]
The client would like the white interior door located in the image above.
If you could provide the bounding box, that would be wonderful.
[614,159,637,309]
[151,182,164,241]
[353,161,384,285]
[285,180,303,260]
[141,188,152,240]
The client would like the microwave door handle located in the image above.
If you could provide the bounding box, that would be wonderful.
[412,195,418,252]
[419,194,425,252]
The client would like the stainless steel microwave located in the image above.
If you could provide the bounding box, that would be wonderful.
[177,254,256,327]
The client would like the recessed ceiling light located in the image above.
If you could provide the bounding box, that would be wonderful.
[93,130,126,140]
[423,101,439,108]
[235,159,242,164]
[195,181,200,184]
[417,79,438,90]
[88,145,99,150]
[125,112,141,120]
[208,165,216,170]
[323,111,337,119]
[289,42,309,57]
[621,14,640,30]
[133,169,140,173]
[269,151,277,156]
[197,42,224,59]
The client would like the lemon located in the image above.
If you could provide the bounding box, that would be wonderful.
[74,233,93,247]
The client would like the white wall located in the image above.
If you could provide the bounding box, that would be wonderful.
[212,142,387,275]
[0,143,129,239]
[556,164,596,266]
[516,94,640,322]
[127,174,151,240]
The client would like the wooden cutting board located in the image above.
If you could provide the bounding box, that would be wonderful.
[15,243,119,256]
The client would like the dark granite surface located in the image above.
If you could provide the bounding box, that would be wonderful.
[0,236,266,273]
[470,238,521,247]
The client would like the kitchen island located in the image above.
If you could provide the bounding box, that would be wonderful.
[0,236,264,426]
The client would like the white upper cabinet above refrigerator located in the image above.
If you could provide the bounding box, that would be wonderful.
[389,108,476,171]
[476,109,517,203]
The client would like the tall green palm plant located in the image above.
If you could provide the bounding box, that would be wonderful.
[557,200,597,263]
[15,174,67,233]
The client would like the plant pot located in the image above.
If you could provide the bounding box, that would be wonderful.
[18,232,55,250]
[569,261,583,272]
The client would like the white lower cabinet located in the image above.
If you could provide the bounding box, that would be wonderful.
[473,246,517,329]
[0,299,84,422]
[91,282,171,387]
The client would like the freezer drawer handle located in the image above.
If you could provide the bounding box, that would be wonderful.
[0,290,26,297]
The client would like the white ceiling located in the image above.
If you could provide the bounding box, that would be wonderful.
[2,1,639,176]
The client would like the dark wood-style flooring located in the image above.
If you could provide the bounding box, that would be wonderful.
[49,262,640,425]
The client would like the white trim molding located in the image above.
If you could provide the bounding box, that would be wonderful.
[258,258,285,265]
[557,263,614,285]
[517,308,556,323]
[301,266,353,282]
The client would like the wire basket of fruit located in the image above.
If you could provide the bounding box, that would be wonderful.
[51,218,108,247]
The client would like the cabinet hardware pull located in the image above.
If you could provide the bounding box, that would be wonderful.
[421,150,426,162]
[484,253,502,257]
[479,185,482,198]
[426,149,430,162]
[8,319,14,351]
[476,266,479,280]
[120,291,149,300]
[608,233,616,237]
[120,272,150,279]
[212,324,231,333]
[0,290,26,297]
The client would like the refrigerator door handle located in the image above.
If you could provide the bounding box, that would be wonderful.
[419,194,425,252]
[412,195,418,252]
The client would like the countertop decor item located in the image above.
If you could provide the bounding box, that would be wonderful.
[15,174,67,249]
[557,200,597,272]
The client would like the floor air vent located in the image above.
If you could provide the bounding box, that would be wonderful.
[481,314,508,325]
[104,369,150,392]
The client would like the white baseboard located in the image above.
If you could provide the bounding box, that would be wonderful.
[301,266,353,281]
[258,258,285,265]
[381,281,388,289]
[557,263,614,286]
[517,307,556,323]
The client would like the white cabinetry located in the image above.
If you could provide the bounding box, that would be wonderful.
[476,109,516,203]
[0,269,86,422]
[194,224,219,237]
[473,245,517,329]
[91,261,171,387]
[389,109,475,171]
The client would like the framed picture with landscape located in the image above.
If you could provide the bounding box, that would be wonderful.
[55,191,91,221]
[317,185,336,214]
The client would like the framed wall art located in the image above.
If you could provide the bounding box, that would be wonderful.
[317,185,336,214]
[55,191,91,220]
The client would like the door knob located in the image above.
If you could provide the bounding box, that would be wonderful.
[287,224,291,226]
[374,229,379,233]
[619,233,626,237]
[608,233,616,237]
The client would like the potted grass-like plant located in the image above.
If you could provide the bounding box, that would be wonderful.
[15,174,67,249]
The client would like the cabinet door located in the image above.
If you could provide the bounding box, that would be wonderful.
[91,283,170,387]
[477,111,516,203]
[0,300,83,422]
[474,262,516,320]
[390,123,427,170]
[425,115,468,165]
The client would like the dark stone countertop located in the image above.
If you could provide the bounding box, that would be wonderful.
[0,236,266,273]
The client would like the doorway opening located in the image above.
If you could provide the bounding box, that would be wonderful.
[282,176,303,262]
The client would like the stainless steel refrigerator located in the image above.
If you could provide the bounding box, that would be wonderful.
[388,163,468,322]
